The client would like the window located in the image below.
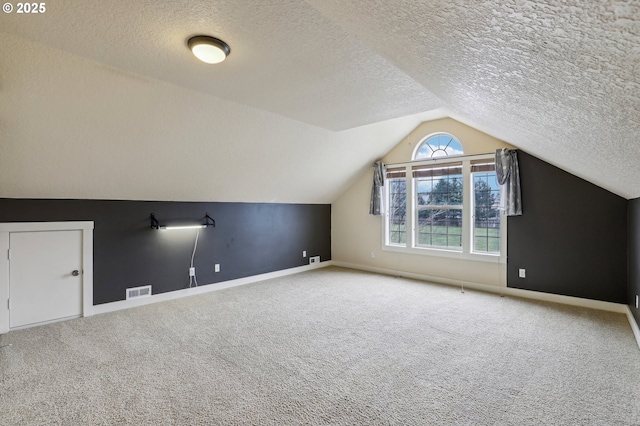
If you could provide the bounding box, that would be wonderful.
[387,168,407,246]
[383,134,504,261]
[471,161,501,254]
[414,163,463,250]
[414,133,464,159]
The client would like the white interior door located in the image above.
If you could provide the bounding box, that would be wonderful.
[9,230,83,329]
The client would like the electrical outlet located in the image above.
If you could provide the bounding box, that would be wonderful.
[518,268,526,278]
[309,256,320,264]
[214,264,220,273]
[636,295,638,309]
[303,250,307,257]
[189,267,195,277]
[371,251,375,258]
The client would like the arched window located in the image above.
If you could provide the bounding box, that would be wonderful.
[413,133,464,160]
[385,130,502,257]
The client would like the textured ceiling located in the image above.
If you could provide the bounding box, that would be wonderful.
[1,0,640,201]
[0,0,440,131]
[306,0,640,198]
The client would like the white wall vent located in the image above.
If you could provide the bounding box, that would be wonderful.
[126,285,152,300]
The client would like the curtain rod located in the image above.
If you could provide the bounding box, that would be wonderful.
[381,151,496,168]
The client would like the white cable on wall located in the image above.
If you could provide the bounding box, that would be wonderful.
[189,228,200,288]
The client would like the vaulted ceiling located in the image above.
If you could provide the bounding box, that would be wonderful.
[1,1,639,202]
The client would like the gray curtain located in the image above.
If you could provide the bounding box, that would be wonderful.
[369,162,385,216]
[495,149,522,216]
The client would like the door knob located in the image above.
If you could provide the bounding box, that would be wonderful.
[72,270,80,276]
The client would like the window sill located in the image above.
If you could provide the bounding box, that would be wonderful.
[381,244,505,264]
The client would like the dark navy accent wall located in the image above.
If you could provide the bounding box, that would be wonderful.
[0,199,331,305]
[627,198,640,326]
[506,151,627,303]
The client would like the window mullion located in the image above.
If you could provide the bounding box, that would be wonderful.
[407,165,415,248]
[462,160,471,254]
[383,182,390,246]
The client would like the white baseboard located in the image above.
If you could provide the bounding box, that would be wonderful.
[626,306,640,350]
[332,261,627,314]
[91,261,332,316]
[10,314,81,332]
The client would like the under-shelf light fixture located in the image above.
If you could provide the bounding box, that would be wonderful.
[150,213,215,231]
[164,224,206,230]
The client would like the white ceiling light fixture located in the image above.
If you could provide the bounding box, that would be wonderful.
[188,36,230,64]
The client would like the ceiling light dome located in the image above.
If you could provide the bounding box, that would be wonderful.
[188,36,230,64]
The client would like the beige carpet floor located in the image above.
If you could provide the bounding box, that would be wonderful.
[1,266,639,425]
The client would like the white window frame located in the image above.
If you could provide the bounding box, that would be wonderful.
[413,132,464,159]
[384,174,408,247]
[382,153,506,263]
